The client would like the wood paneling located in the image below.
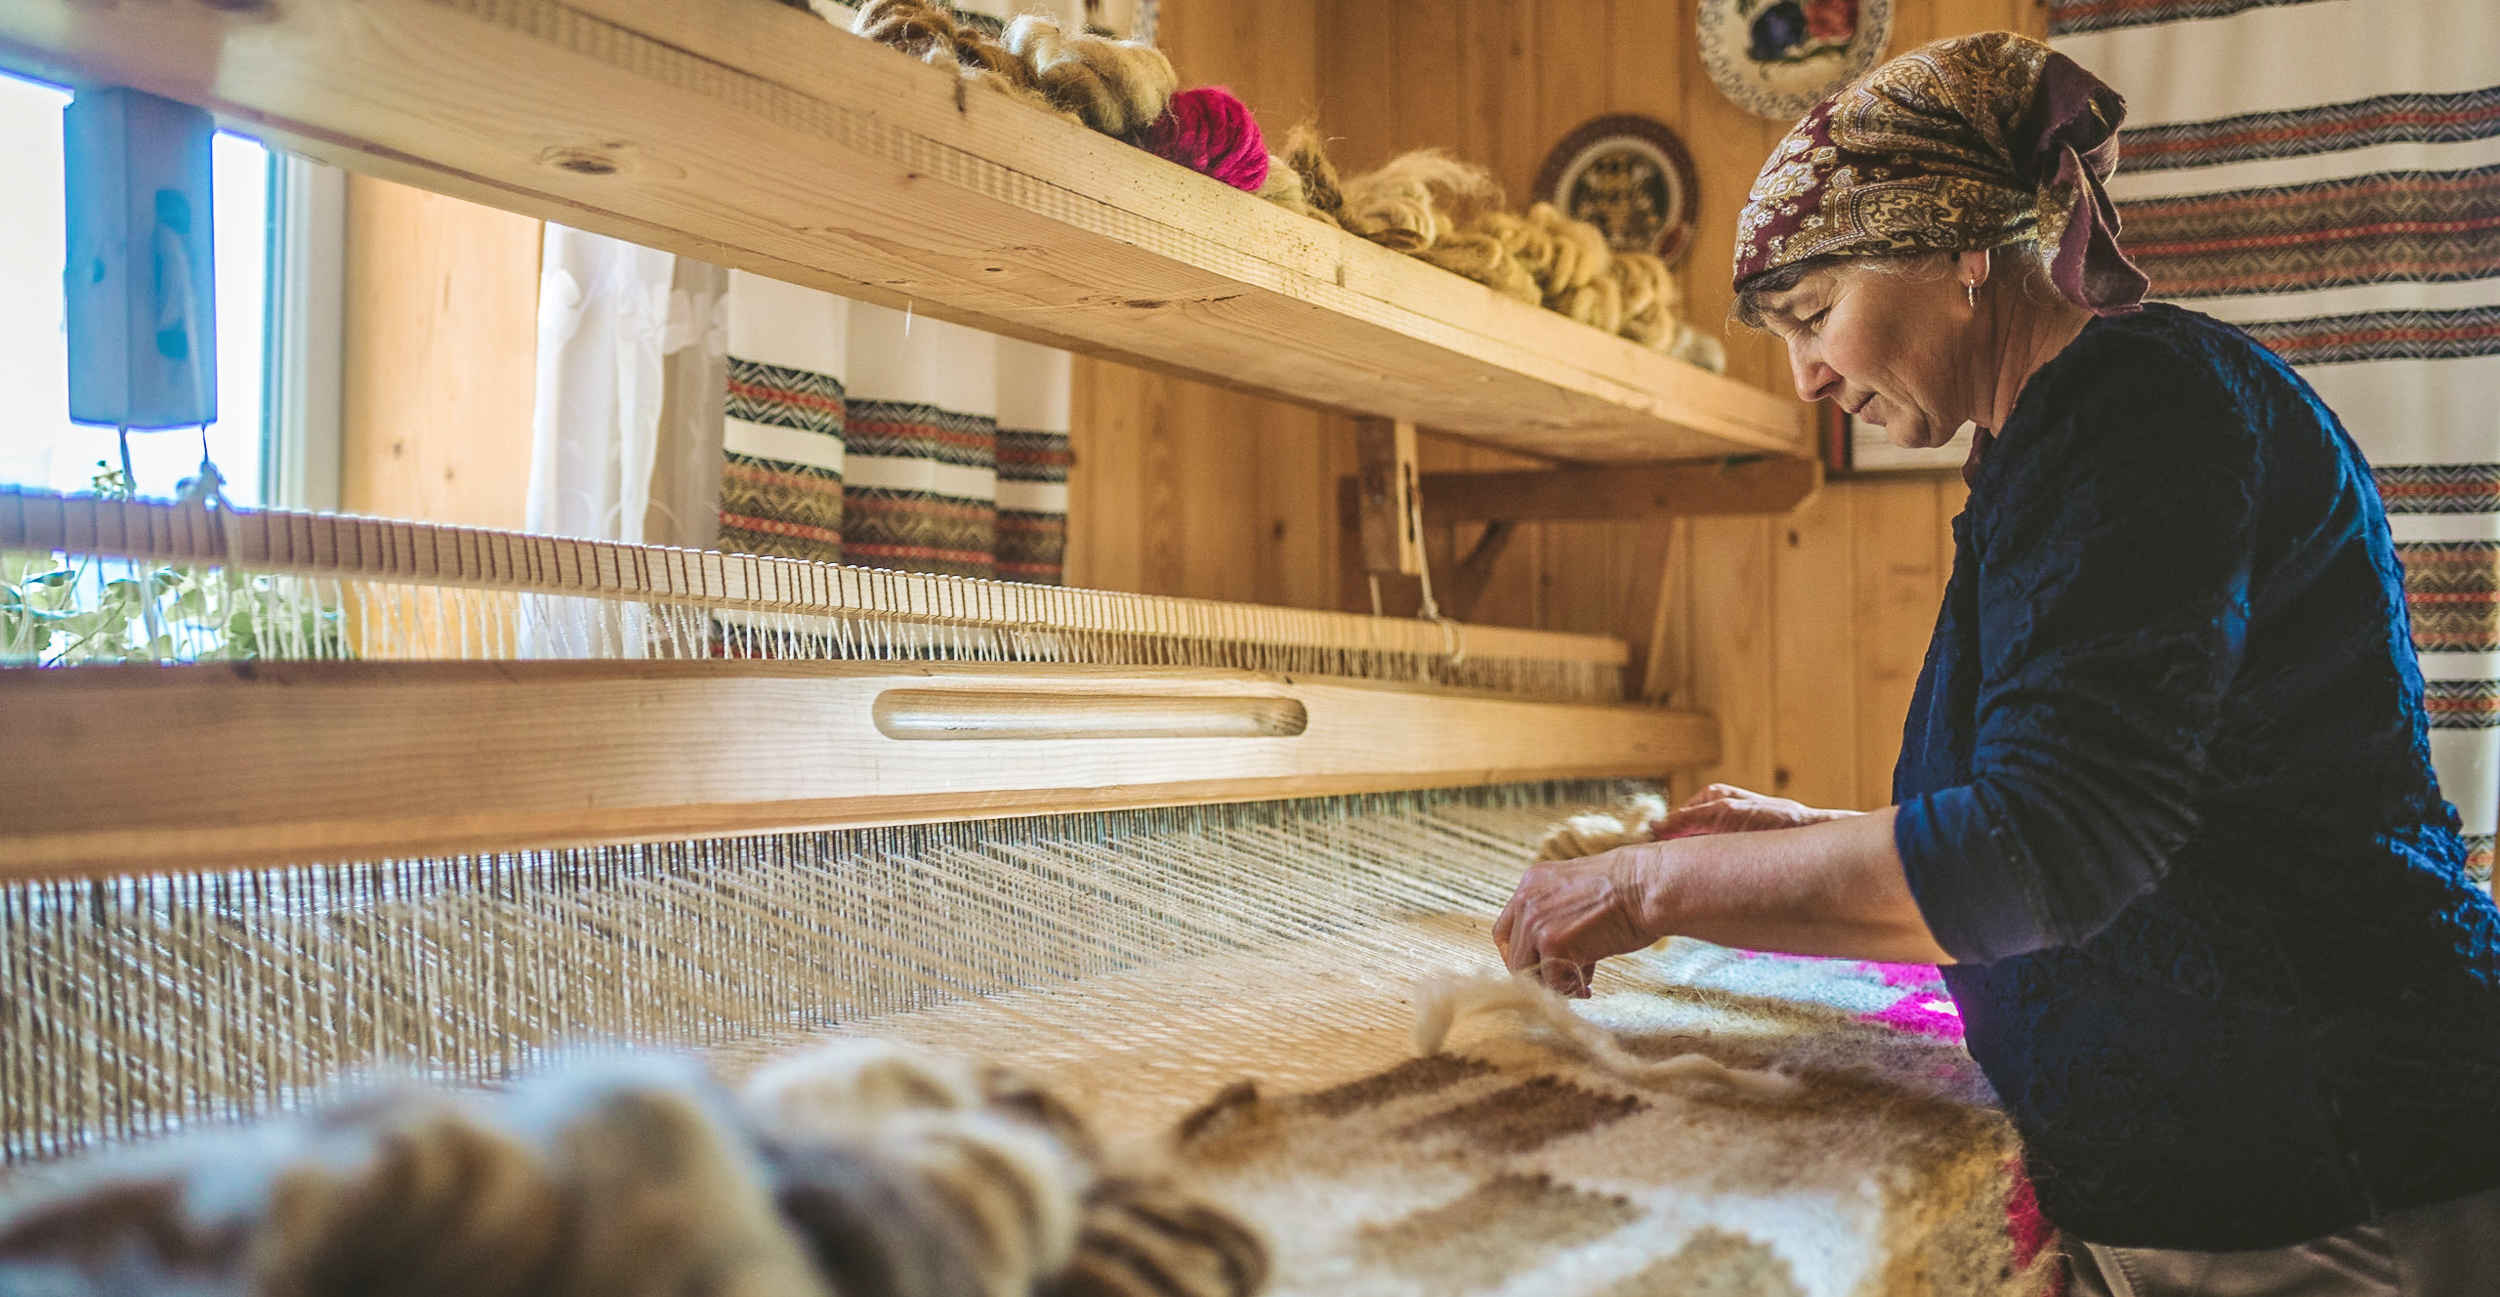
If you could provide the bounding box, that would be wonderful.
[1072,0,2046,807]
[340,176,539,530]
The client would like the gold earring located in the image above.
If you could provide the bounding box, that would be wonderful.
[1965,281,1978,307]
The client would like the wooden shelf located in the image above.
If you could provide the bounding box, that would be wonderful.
[0,0,1806,464]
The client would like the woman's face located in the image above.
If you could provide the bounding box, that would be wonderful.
[1758,261,1977,449]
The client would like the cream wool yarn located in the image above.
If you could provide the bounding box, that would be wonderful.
[1335,150,1504,253]
[1005,14,1176,138]
[850,0,1070,120]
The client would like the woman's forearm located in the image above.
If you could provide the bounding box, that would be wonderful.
[1634,808,1955,965]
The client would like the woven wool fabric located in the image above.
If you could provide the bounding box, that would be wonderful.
[709,883,2060,1297]
[2050,0,2500,887]
[1160,942,2058,1297]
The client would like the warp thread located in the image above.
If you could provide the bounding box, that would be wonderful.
[1413,972,1803,1101]
[0,1041,1269,1297]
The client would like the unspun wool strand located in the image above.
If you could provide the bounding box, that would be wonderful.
[1530,792,1668,863]
[1412,973,1804,1101]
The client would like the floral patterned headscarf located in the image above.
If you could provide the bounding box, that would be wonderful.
[1731,31,2150,316]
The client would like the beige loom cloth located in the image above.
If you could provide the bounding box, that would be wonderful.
[721,917,2054,1297]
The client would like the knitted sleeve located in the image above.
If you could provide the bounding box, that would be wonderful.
[1895,333,2263,964]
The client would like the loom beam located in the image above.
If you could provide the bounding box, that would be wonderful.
[0,660,1716,881]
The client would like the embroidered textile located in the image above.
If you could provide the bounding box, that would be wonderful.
[716,273,1071,583]
[2049,0,2500,888]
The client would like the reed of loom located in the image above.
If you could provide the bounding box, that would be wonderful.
[0,485,1714,1164]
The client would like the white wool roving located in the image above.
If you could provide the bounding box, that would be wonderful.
[1529,793,1669,863]
[1412,973,1801,1101]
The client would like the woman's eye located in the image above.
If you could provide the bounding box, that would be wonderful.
[1804,308,1831,329]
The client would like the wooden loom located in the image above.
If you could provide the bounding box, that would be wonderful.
[0,4,2051,1295]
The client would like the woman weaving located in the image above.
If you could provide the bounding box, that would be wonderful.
[1494,32,2500,1294]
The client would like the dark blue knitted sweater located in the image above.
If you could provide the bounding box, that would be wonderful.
[1892,303,2500,1250]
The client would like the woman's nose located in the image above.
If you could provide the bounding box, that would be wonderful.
[1786,345,1840,403]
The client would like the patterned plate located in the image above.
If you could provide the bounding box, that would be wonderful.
[1699,0,1895,123]
[1534,114,1703,264]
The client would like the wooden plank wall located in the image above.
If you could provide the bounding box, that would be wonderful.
[339,175,539,532]
[1072,0,2045,809]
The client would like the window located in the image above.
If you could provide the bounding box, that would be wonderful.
[0,70,341,509]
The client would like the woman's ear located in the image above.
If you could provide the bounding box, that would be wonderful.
[1956,248,1993,292]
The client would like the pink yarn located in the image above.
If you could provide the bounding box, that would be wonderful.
[1139,86,1269,192]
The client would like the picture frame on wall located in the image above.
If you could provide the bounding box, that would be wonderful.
[1816,402,1970,477]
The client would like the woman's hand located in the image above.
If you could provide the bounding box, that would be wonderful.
[1657,783,1858,839]
[1492,846,1663,998]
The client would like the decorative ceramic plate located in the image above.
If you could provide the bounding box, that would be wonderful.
[1698,0,1895,123]
[1534,114,1703,264]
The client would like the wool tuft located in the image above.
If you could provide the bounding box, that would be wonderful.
[0,1042,1267,1297]
[1412,972,1803,1101]
[1530,792,1669,863]
[851,0,1066,119]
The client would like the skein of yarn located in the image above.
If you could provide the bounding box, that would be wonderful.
[1419,231,1540,304]
[837,5,1722,365]
[851,0,1061,117]
[1139,87,1270,192]
[1280,124,1346,224]
[1005,14,1177,137]
[1335,149,1504,253]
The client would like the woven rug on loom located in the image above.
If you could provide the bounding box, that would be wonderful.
[1162,942,2058,1297]
[719,915,2060,1297]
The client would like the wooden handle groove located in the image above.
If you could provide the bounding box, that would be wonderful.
[873,690,1308,740]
